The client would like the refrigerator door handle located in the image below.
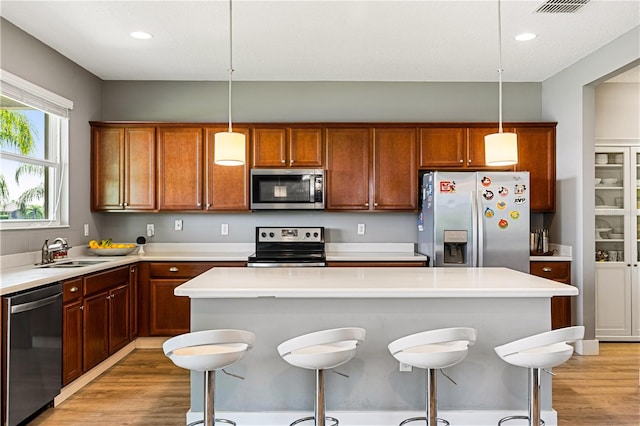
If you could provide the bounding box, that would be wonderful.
[476,189,484,267]
[471,190,479,267]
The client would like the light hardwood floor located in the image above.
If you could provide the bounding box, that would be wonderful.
[30,343,639,425]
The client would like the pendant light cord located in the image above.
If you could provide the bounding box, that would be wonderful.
[497,0,504,134]
[227,0,234,133]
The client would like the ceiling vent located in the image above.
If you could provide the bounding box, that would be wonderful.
[535,0,590,13]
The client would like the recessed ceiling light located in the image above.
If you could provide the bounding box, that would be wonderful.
[130,31,152,40]
[515,33,537,41]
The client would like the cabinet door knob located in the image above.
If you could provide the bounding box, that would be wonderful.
[468,159,471,163]
[130,269,135,273]
[459,159,463,163]
[169,267,179,272]
[123,203,128,206]
[70,286,79,293]
[281,159,286,163]
[542,267,552,272]
[374,202,378,207]
[206,203,211,208]
[364,202,369,207]
[197,202,201,207]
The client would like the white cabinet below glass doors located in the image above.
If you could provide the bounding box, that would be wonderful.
[594,145,640,341]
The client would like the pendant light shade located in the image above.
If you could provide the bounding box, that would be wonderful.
[215,131,245,166]
[214,0,245,166]
[485,0,518,166]
[485,131,518,166]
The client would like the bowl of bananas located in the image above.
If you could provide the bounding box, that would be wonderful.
[88,239,138,256]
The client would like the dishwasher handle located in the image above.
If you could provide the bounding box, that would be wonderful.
[10,293,62,314]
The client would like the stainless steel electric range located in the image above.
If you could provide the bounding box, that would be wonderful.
[247,226,325,267]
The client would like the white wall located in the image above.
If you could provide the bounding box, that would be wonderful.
[595,82,640,139]
[541,26,640,342]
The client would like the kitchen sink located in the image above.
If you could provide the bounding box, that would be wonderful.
[38,260,109,268]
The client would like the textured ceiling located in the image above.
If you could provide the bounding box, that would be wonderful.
[1,0,639,82]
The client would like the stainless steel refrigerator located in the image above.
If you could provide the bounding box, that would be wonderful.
[417,171,530,273]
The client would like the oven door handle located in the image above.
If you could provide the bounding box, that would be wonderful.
[10,293,62,314]
[247,262,326,268]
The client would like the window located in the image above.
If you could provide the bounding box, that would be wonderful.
[0,69,72,229]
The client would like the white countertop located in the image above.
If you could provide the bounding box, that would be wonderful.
[175,266,578,299]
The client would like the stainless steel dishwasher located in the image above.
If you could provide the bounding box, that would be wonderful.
[2,283,62,426]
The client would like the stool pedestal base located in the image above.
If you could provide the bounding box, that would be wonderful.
[498,368,545,426]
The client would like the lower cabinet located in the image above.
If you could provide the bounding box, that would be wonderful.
[595,263,639,341]
[139,261,246,336]
[530,261,572,329]
[62,278,83,385]
[62,265,133,386]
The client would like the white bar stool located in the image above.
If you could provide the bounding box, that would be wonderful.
[163,329,255,426]
[388,327,478,426]
[494,326,584,426]
[277,327,366,426]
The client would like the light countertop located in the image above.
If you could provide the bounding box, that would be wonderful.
[175,266,578,299]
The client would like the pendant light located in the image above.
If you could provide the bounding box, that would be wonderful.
[214,0,245,166]
[485,0,518,166]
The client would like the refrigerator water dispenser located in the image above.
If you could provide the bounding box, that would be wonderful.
[443,230,467,264]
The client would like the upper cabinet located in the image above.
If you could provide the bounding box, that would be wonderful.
[204,127,250,211]
[252,127,323,168]
[514,125,556,212]
[90,121,555,213]
[157,127,204,210]
[91,125,156,211]
[325,127,417,211]
[419,126,515,170]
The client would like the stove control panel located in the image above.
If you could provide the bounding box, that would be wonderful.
[256,227,324,243]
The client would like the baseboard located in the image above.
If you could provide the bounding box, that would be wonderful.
[186,410,558,426]
[575,339,599,355]
[54,337,167,406]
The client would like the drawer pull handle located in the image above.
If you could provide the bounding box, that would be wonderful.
[70,286,79,293]
[169,267,179,272]
[542,267,552,272]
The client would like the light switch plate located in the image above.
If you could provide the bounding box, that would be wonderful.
[357,223,366,235]
[175,219,183,231]
[221,223,229,235]
[146,224,154,237]
[83,224,89,237]
[399,362,412,372]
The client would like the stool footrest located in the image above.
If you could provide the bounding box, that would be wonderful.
[399,416,450,426]
[290,415,339,426]
[187,418,236,426]
[498,415,545,426]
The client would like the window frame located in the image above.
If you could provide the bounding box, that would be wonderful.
[0,69,72,230]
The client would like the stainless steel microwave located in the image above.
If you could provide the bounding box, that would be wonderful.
[250,169,324,210]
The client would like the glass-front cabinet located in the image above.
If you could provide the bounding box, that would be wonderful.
[594,145,640,341]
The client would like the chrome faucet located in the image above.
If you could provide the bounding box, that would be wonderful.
[41,237,70,264]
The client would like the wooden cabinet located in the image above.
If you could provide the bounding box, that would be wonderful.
[62,278,83,386]
[147,262,215,336]
[419,126,515,170]
[82,266,131,371]
[91,125,156,211]
[373,128,418,210]
[325,128,371,210]
[530,261,572,329]
[142,262,246,336]
[252,127,323,168]
[326,127,417,211]
[515,125,556,212]
[204,127,250,211]
[157,127,203,210]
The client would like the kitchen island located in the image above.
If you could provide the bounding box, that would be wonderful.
[175,267,578,426]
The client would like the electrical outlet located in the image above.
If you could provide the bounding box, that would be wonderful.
[221,223,229,235]
[174,219,183,231]
[357,223,366,235]
[146,224,155,237]
[399,362,412,372]
[83,224,89,237]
